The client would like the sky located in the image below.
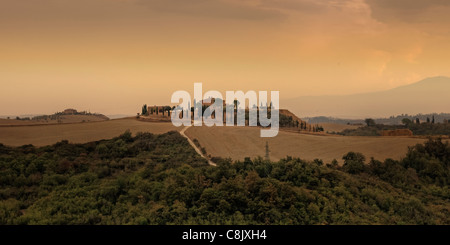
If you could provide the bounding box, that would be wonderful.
[1,0,450,115]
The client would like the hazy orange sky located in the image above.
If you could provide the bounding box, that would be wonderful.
[1,0,450,115]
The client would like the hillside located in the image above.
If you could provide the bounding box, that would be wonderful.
[0,118,180,146]
[184,125,425,163]
[283,76,450,118]
[0,132,448,225]
[306,113,450,125]
[0,109,109,126]
[0,115,425,162]
[280,109,305,124]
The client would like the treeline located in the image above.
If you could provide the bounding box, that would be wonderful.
[280,114,323,132]
[31,111,107,121]
[339,118,450,136]
[306,113,450,126]
[0,133,449,225]
[404,120,450,135]
[141,104,173,117]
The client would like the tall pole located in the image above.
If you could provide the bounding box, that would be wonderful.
[265,141,270,161]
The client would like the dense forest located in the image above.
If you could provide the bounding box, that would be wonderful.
[0,131,449,225]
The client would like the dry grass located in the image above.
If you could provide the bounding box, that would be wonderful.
[318,123,361,133]
[0,118,430,164]
[184,126,426,163]
[0,118,179,146]
[0,115,108,126]
[0,119,42,126]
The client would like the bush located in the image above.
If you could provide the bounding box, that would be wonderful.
[0,132,449,225]
[342,152,366,174]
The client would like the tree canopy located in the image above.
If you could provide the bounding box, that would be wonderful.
[0,133,448,225]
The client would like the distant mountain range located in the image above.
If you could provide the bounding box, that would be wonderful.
[283,76,450,119]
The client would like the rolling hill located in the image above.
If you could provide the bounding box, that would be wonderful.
[0,109,109,126]
[184,125,425,163]
[0,118,180,146]
[283,76,450,119]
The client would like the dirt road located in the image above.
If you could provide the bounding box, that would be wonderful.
[180,126,217,166]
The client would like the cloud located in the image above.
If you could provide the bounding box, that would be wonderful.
[258,0,327,12]
[0,0,285,24]
[259,0,381,30]
[364,0,450,22]
[136,0,285,20]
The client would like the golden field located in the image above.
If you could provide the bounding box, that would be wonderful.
[0,118,179,146]
[0,118,430,163]
[0,114,109,126]
[185,125,426,163]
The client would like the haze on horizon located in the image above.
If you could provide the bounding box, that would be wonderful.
[1,0,450,116]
